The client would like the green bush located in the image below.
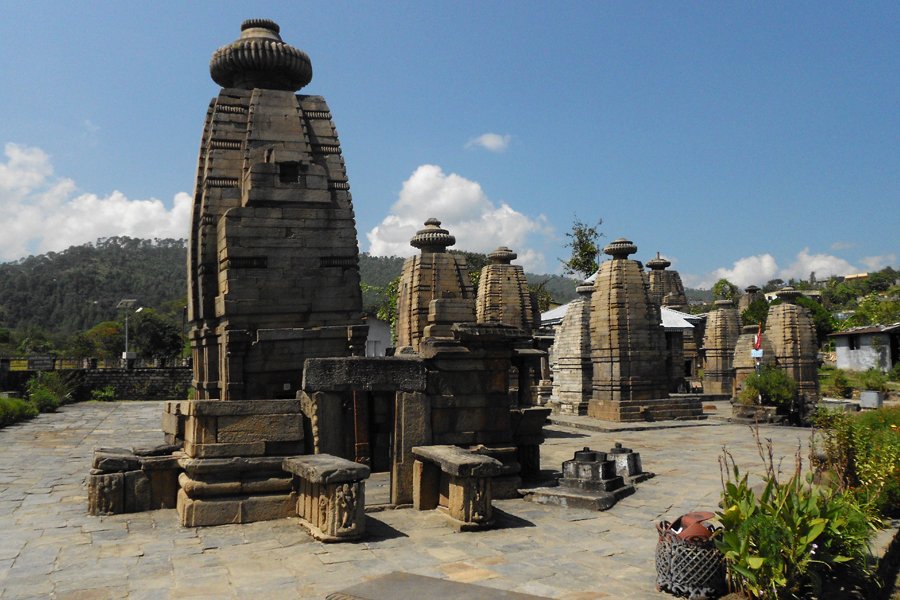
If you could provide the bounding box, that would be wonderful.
[718,437,875,599]
[813,407,900,518]
[89,386,116,402]
[827,370,853,399]
[859,368,888,392]
[25,372,74,412]
[888,362,900,382]
[0,397,39,427]
[738,366,797,408]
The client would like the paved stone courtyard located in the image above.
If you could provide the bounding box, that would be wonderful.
[0,401,820,599]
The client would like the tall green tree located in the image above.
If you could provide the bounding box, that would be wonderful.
[132,309,183,361]
[559,216,603,280]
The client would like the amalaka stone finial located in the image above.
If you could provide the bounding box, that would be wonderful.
[488,246,517,264]
[410,218,456,253]
[713,299,734,308]
[210,19,313,91]
[745,284,760,293]
[603,238,637,259]
[775,286,801,304]
[646,252,671,271]
[576,282,594,296]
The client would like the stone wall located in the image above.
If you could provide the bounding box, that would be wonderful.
[1,368,191,401]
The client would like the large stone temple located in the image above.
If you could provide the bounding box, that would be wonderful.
[187,19,366,402]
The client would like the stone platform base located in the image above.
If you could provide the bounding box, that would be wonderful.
[521,484,635,511]
[326,571,551,600]
[176,490,296,527]
[588,396,705,422]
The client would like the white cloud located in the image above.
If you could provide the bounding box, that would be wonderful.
[860,253,897,272]
[465,133,511,153]
[366,164,552,272]
[0,142,191,262]
[707,254,779,289]
[777,248,856,282]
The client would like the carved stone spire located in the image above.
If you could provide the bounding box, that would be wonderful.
[409,218,456,254]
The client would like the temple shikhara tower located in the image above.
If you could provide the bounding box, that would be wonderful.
[766,287,820,414]
[702,299,741,395]
[476,247,538,332]
[646,252,687,311]
[187,19,365,401]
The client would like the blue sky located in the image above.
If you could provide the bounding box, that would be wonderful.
[1,2,897,287]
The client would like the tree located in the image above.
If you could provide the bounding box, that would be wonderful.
[763,278,785,293]
[559,216,603,280]
[529,282,554,313]
[84,321,124,359]
[712,278,739,302]
[741,298,770,328]
[844,288,900,327]
[132,309,183,361]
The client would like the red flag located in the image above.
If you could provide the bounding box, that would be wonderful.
[754,323,763,350]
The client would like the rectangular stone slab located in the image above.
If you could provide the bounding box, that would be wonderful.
[325,571,551,600]
[283,454,370,484]
[302,357,426,392]
[411,445,504,477]
[183,399,301,417]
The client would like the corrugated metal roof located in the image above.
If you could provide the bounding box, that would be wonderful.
[541,302,695,330]
[829,323,900,336]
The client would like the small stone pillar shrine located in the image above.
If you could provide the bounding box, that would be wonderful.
[187,19,366,401]
[702,300,741,395]
[732,324,775,399]
[395,219,475,351]
[588,238,671,420]
[766,288,819,413]
[550,283,594,415]
[476,246,538,332]
[646,252,688,311]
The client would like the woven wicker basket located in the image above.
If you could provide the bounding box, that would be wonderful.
[656,520,726,599]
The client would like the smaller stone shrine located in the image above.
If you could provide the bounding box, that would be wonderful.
[702,299,741,395]
[646,252,688,311]
[766,287,820,417]
[732,324,775,399]
[549,283,594,415]
[738,285,764,313]
[395,219,475,352]
[521,447,636,511]
[476,246,539,332]
[607,442,654,484]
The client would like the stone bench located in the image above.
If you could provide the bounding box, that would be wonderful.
[283,454,370,542]
[411,445,503,530]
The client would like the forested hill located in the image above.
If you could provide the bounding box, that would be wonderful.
[0,238,585,335]
[0,237,188,334]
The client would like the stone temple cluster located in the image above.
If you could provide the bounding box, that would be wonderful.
[86,19,821,536]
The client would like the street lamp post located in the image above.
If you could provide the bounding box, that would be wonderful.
[116,299,142,367]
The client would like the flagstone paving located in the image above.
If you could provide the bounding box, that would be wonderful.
[0,401,884,599]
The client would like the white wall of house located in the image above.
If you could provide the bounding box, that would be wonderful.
[365,317,392,357]
[834,333,891,372]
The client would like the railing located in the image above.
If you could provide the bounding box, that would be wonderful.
[2,357,191,371]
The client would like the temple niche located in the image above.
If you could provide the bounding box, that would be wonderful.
[702,300,741,395]
[766,287,820,416]
[187,19,365,402]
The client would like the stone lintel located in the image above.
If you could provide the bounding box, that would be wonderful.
[302,357,426,392]
[178,455,288,476]
[183,399,300,417]
[411,445,504,478]
[283,454,370,484]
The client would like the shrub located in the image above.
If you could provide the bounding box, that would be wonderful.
[738,366,797,408]
[718,434,876,599]
[813,407,900,518]
[25,371,75,412]
[0,397,39,427]
[827,370,853,399]
[89,386,117,402]
[888,362,900,382]
[859,368,888,392]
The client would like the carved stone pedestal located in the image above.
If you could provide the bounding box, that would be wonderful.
[88,445,180,516]
[283,454,370,542]
[412,445,503,531]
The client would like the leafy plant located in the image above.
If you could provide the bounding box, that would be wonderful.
[0,396,39,427]
[827,370,852,399]
[89,386,116,402]
[738,366,797,409]
[717,431,876,599]
[559,215,603,280]
[25,371,75,412]
[858,368,888,392]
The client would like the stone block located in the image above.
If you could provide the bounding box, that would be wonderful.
[411,445,503,478]
[217,414,303,442]
[177,490,241,527]
[183,440,267,458]
[88,472,124,515]
[412,460,439,510]
[241,493,297,523]
[302,357,426,392]
[92,451,140,473]
[283,454,370,485]
[124,470,152,513]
